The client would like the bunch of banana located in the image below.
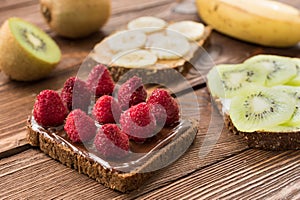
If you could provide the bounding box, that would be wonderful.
[196,0,300,47]
[90,16,211,81]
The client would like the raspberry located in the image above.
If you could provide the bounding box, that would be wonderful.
[92,95,121,124]
[118,76,147,110]
[86,64,115,97]
[94,124,129,159]
[64,109,97,143]
[148,103,167,128]
[33,90,67,127]
[147,89,180,126]
[61,76,91,112]
[120,102,156,143]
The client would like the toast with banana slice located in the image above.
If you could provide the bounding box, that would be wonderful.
[207,54,300,150]
[90,16,212,81]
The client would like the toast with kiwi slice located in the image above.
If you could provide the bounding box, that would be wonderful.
[90,16,212,81]
[207,54,300,150]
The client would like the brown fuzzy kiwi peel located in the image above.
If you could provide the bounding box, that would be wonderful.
[40,0,111,38]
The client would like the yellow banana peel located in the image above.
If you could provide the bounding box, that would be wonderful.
[196,0,300,47]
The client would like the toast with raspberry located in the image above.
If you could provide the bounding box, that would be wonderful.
[27,72,198,192]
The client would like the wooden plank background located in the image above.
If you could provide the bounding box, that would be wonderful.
[0,0,300,199]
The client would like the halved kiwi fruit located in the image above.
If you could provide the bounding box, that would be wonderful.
[206,63,266,98]
[244,54,297,86]
[0,17,61,81]
[229,86,296,132]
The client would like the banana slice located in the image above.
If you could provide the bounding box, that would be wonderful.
[167,21,205,41]
[146,32,190,60]
[112,50,158,68]
[107,30,147,52]
[127,16,167,33]
[91,41,114,64]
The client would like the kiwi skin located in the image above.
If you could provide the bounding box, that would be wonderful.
[40,0,111,39]
[0,18,60,81]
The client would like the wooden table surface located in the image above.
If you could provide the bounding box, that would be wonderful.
[1,0,300,199]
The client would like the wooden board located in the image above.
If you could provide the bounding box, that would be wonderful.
[1,0,300,156]
[0,89,249,198]
[0,0,300,198]
[136,149,300,199]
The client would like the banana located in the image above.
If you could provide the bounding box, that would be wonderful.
[107,30,147,52]
[127,16,167,33]
[146,32,190,59]
[196,0,300,47]
[112,50,157,68]
[167,21,205,41]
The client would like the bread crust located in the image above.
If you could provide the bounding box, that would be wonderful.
[223,113,300,150]
[26,117,198,192]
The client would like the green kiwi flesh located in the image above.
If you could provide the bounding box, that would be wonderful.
[9,18,60,64]
[207,64,266,98]
[207,66,225,98]
[259,125,300,133]
[244,55,297,86]
[229,86,296,132]
[285,58,300,86]
[273,85,300,126]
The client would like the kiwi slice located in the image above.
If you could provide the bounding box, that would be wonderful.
[273,85,300,126]
[285,58,300,86]
[206,64,266,98]
[229,86,296,132]
[207,66,225,98]
[0,17,61,81]
[244,54,297,87]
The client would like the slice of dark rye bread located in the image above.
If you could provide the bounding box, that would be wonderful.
[213,98,300,150]
[26,117,198,193]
